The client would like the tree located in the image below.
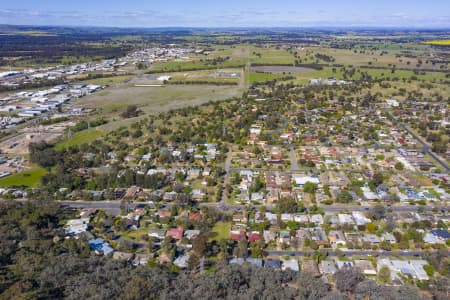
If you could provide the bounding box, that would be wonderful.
[334,267,364,293]
[250,241,264,258]
[277,197,298,213]
[370,205,386,220]
[379,240,392,251]
[121,105,140,118]
[372,172,384,187]
[192,233,209,256]
[303,182,317,194]
[423,264,434,276]
[367,223,376,233]
[394,162,404,170]
[236,239,248,258]
[378,265,391,284]
[29,142,59,168]
[336,190,353,203]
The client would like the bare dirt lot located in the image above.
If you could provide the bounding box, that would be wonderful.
[0,122,73,155]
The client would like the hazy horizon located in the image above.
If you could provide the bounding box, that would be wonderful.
[1,0,449,28]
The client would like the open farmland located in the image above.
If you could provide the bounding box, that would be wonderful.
[249,65,314,74]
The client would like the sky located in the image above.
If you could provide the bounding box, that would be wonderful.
[0,0,449,28]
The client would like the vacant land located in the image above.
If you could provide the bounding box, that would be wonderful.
[54,129,103,150]
[0,168,46,188]
[77,82,243,123]
[249,66,314,74]
[209,221,231,241]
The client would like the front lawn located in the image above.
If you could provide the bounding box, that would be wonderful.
[210,221,231,242]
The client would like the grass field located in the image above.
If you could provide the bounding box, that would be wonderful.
[122,227,152,241]
[209,221,231,241]
[54,129,103,150]
[79,75,133,85]
[0,168,46,187]
[247,72,287,83]
[423,40,450,46]
[151,60,246,72]
[77,82,243,131]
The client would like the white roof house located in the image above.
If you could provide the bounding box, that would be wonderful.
[282,259,299,272]
[386,99,399,107]
[338,214,355,225]
[352,212,371,226]
[293,175,320,187]
[311,214,324,225]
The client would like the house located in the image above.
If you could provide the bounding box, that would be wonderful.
[88,238,114,256]
[157,252,172,265]
[379,259,427,281]
[281,213,293,222]
[265,172,291,189]
[279,230,291,244]
[429,229,450,242]
[301,260,319,276]
[254,211,265,224]
[184,230,201,240]
[423,232,442,244]
[294,214,309,223]
[187,169,201,180]
[328,231,346,247]
[246,258,263,268]
[311,214,324,225]
[251,192,265,203]
[124,186,146,199]
[192,189,206,201]
[149,229,166,240]
[409,260,430,281]
[296,229,311,241]
[173,254,191,269]
[263,230,277,243]
[230,258,245,265]
[282,259,299,272]
[265,212,278,224]
[202,168,211,177]
[156,210,171,219]
[231,230,246,241]
[188,213,203,221]
[293,175,320,187]
[354,260,376,275]
[79,208,97,218]
[113,252,133,261]
[247,231,262,243]
[233,212,248,223]
[166,226,184,240]
[67,218,91,226]
[362,234,381,244]
[311,227,328,245]
[65,218,90,236]
[352,212,371,226]
[163,191,178,201]
[133,254,152,266]
[265,259,282,269]
[266,188,279,203]
[386,99,399,107]
[336,260,354,269]
[320,260,337,275]
[338,214,355,225]
[382,233,396,244]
